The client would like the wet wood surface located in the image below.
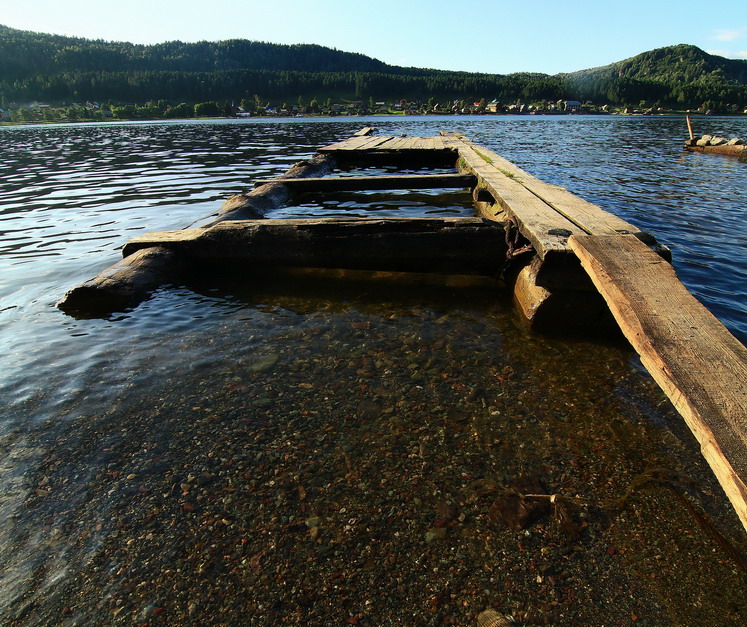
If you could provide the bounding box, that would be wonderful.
[253,173,476,192]
[122,217,507,276]
[570,233,747,531]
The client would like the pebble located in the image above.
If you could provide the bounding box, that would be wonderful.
[4,292,745,626]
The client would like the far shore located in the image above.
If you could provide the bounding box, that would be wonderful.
[3,109,743,128]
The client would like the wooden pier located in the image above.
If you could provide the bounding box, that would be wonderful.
[58,128,747,532]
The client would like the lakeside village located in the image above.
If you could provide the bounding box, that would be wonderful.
[2,96,741,124]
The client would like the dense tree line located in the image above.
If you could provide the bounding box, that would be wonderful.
[1,26,746,112]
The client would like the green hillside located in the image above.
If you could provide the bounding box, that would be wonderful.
[567,44,747,85]
[561,44,747,108]
[1,25,745,114]
[0,24,409,78]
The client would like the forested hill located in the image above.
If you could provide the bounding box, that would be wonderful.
[566,44,747,85]
[1,24,746,112]
[0,24,427,79]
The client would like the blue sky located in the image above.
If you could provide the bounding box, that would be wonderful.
[3,0,746,74]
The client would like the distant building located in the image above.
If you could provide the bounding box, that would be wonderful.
[564,100,582,113]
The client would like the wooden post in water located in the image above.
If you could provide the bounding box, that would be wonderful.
[686,115,694,140]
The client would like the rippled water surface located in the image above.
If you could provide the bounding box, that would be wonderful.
[1,116,746,625]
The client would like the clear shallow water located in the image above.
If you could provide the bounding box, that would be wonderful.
[1,116,746,625]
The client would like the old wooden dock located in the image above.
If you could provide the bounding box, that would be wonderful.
[58,128,747,531]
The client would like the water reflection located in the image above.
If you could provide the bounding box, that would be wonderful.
[1,117,746,623]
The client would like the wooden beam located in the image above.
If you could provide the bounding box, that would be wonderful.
[253,173,476,192]
[570,234,747,531]
[57,153,338,314]
[201,153,338,225]
[56,246,189,315]
[122,217,507,276]
[456,139,645,237]
[685,144,747,159]
[320,135,458,154]
[353,127,376,136]
[456,143,584,261]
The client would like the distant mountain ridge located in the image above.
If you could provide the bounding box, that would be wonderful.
[1,25,745,111]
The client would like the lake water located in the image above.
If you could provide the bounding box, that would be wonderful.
[1,116,746,625]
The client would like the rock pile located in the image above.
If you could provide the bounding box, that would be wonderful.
[685,134,746,147]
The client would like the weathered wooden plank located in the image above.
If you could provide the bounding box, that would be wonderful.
[685,143,747,158]
[401,137,423,150]
[320,135,383,152]
[570,233,747,531]
[374,136,410,151]
[358,136,395,150]
[456,139,648,238]
[253,173,476,192]
[353,127,376,136]
[382,136,432,151]
[351,135,392,150]
[457,144,584,260]
[123,217,507,276]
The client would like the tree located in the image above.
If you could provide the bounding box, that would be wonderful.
[194,101,220,117]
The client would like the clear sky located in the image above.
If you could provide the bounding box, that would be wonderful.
[3,0,746,75]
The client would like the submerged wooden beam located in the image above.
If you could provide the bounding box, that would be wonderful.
[253,173,476,192]
[685,142,747,160]
[122,217,507,276]
[201,153,338,225]
[57,154,338,313]
[570,234,747,531]
[56,246,189,315]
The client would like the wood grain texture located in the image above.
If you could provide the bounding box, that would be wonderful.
[57,246,188,314]
[252,173,476,191]
[321,135,453,153]
[685,144,747,158]
[319,135,381,152]
[455,138,644,237]
[570,234,747,531]
[122,217,507,276]
[456,144,583,260]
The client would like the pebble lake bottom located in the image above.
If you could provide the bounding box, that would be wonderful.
[1,116,746,624]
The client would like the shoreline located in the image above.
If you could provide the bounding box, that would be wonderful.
[3,110,744,128]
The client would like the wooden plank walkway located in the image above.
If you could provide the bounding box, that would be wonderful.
[320,133,656,265]
[60,128,747,529]
[571,234,747,530]
[319,135,448,153]
[252,173,476,192]
[316,131,747,529]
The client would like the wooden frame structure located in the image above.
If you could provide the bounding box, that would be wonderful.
[58,128,747,531]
